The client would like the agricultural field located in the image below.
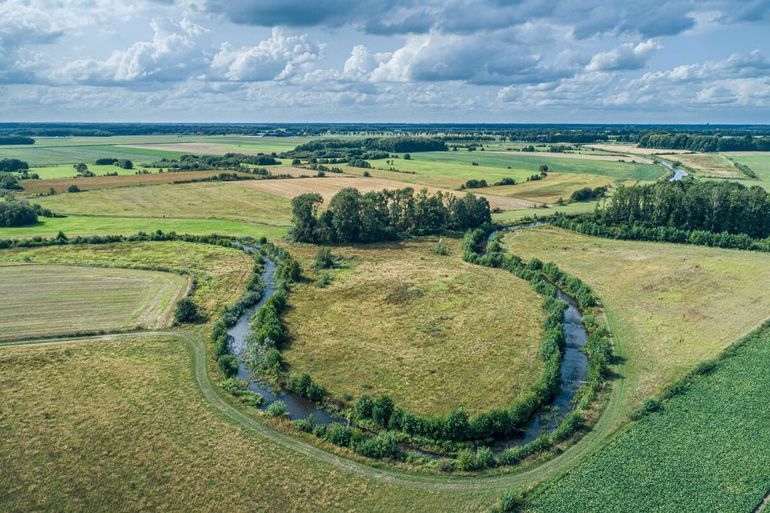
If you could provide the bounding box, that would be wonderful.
[725,152,770,190]
[526,324,770,513]
[240,175,540,210]
[0,335,497,513]
[668,152,744,179]
[486,172,628,204]
[0,264,188,341]
[504,226,770,412]
[33,181,293,226]
[281,238,545,415]
[0,241,253,315]
[19,170,256,194]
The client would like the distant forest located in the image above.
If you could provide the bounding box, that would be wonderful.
[2,123,770,147]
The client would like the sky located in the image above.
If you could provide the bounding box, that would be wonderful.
[0,0,769,123]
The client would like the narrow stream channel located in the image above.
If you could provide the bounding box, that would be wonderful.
[226,239,589,450]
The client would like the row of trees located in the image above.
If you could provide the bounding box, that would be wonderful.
[0,159,29,172]
[596,180,770,239]
[638,133,770,152]
[290,187,492,243]
[148,153,279,170]
[0,136,34,145]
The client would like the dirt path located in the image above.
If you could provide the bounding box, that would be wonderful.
[754,491,770,513]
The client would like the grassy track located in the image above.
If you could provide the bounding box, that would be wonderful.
[0,241,253,316]
[504,226,770,412]
[282,238,545,415]
[526,324,770,513]
[0,264,188,340]
[0,334,495,512]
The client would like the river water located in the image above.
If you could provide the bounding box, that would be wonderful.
[226,242,589,448]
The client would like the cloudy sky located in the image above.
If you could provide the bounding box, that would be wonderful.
[1,0,769,123]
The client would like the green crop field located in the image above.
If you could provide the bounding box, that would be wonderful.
[0,264,188,340]
[725,152,770,190]
[0,241,253,316]
[504,226,770,413]
[0,335,497,513]
[281,238,545,415]
[525,324,770,513]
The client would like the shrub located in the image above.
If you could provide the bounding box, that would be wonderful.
[266,400,287,418]
[316,272,332,288]
[174,297,202,323]
[218,354,239,377]
[67,184,81,193]
[325,425,353,446]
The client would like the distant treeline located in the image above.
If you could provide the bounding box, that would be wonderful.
[0,136,34,145]
[290,187,491,243]
[638,133,770,152]
[598,180,770,239]
[285,137,447,161]
[147,153,279,170]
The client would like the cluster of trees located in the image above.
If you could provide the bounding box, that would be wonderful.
[73,163,94,177]
[460,179,488,189]
[0,173,23,190]
[638,133,770,152]
[95,158,134,169]
[0,159,29,172]
[596,180,770,239]
[289,136,446,156]
[494,177,516,186]
[148,153,279,170]
[0,194,55,227]
[569,185,608,203]
[0,136,34,145]
[290,187,492,244]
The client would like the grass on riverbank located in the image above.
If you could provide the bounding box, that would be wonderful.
[0,335,496,512]
[0,264,188,341]
[281,238,545,416]
[0,241,253,316]
[504,226,770,413]
[525,324,770,513]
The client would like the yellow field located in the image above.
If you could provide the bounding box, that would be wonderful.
[0,264,188,341]
[672,152,743,178]
[281,238,545,415]
[487,173,628,204]
[242,176,541,210]
[585,143,691,156]
[504,226,770,411]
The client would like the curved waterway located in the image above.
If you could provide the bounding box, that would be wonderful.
[658,158,689,181]
[227,239,589,450]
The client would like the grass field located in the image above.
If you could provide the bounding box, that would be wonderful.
[241,176,540,210]
[504,226,770,412]
[0,335,496,512]
[34,181,294,225]
[670,152,743,179]
[492,200,599,224]
[526,324,770,513]
[0,215,289,241]
[19,170,256,194]
[486,173,628,204]
[0,264,188,340]
[0,241,252,316]
[24,164,154,179]
[281,238,545,416]
[725,152,770,190]
[365,151,663,188]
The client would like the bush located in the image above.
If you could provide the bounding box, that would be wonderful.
[355,431,401,459]
[325,424,353,446]
[218,354,238,377]
[174,297,202,323]
[316,272,332,288]
[0,172,23,190]
[67,184,81,193]
[266,400,287,417]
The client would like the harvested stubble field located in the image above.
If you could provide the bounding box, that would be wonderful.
[0,264,188,341]
[504,226,770,412]
[0,241,253,316]
[281,238,545,416]
[670,152,744,178]
[585,143,693,156]
[526,324,770,513]
[0,335,496,513]
[489,150,654,165]
[241,175,541,210]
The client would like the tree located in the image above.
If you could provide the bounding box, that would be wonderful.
[0,173,22,190]
[290,193,323,242]
[67,184,81,193]
[328,187,362,242]
[73,163,90,175]
[0,158,29,172]
[174,297,202,323]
